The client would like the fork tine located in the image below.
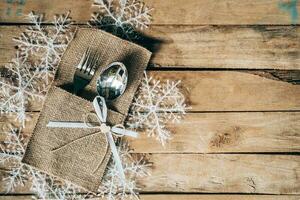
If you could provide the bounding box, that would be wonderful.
[89,51,100,76]
[85,49,96,73]
[77,47,89,70]
[87,49,98,73]
[81,47,92,72]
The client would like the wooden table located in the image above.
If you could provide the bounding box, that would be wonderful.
[1,0,300,199]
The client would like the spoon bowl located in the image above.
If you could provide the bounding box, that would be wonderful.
[96,62,128,101]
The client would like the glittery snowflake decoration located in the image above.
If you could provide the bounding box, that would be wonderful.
[0,55,46,127]
[1,128,149,199]
[89,0,152,40]
[1,129,30,193]
[0,12,73,127]
[15,11,73,82]
[98,140,150,200]
[0,128,86,199]
[127,72,188,146]
[0,11,151,200]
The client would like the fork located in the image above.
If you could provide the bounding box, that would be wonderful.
[73,47,100,94]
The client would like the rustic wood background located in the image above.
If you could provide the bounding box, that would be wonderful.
[0,0,300,199]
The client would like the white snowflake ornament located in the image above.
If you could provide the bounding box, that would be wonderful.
[15,12,73,82]
[127,72,188,146]
[98,140,150,200]
[0,55,46,127]
[0,12,73,127]
[90,0,152,40]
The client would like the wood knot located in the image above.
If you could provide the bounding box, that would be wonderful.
[210,126,242,148]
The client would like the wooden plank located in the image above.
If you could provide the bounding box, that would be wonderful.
[141,195,300,200]
[129,112,300,153]
[1,154,299,194]
[0,194,300,200]
[0,196,33,200]
[148,71,300,112]
[2,112,300,153]
[0,0,299,25]
[1,71,299,112]
[1,26,300,69]
[146,26,300,69]
[139,154,300,194]
[0,26,19,66]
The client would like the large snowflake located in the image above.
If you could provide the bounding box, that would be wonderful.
[0,128,86,199]
[0,55,46,127]
[0,12,72,127]
[15,12,73,82]
[89,0,152,40]
[127,72,188,146]
[0,128,149,199]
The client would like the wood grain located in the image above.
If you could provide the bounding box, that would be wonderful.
[1,154,299,194]
[1,26,300,69]
[0,194,300,200]
[148,71,300,112]
[0,0,299,25]
[141,195,300,200]
[2,112,300,153]
[1,0,300,198]
[139,154,300,194]
[0,71,298,112]
[0,26,19,66]
[146,26,300,69]
[129,112,300,153]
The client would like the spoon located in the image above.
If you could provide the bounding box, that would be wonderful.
[96,62,128,101]
[96,61,128,181]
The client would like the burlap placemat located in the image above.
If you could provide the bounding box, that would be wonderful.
[22,28,151,192]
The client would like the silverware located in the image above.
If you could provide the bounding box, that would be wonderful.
[96,62,128,181]
[96,62,128,101]
[73,47,100,94]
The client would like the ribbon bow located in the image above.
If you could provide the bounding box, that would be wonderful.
[47,96,138,182]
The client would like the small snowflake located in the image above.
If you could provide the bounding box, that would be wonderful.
[127,72,188,146]
[89,0,152,40]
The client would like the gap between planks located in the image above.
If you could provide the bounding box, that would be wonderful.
[1,25,300,69]
[0,0,300,25]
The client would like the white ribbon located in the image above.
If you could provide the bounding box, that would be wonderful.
[47,96,138,182]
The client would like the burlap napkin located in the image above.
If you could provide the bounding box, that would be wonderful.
[22,28,151,192]
[56,28,151,115]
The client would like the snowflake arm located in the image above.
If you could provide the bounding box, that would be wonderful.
[0,12,72,127]
[127,72,188,146]
[90,0,152,40]
[98,140,150,200]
